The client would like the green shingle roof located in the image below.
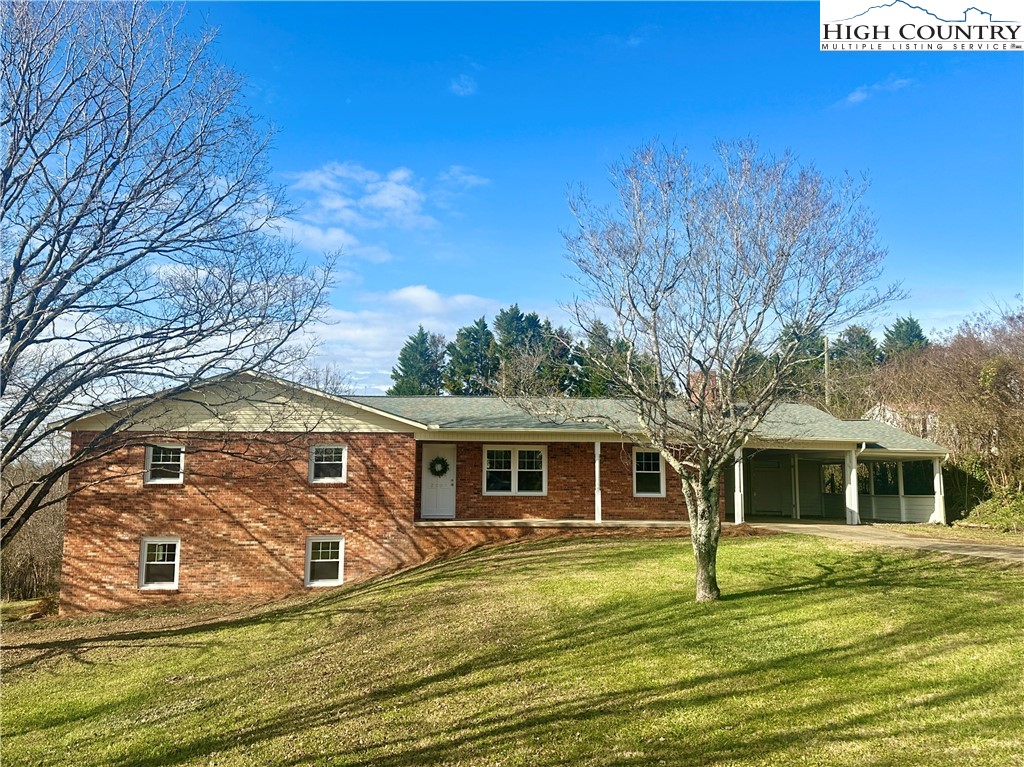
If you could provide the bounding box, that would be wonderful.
[346,396,620,431]
[346,396,947,454]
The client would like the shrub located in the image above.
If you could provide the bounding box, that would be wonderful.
[0,501,65,601]
[959,494,1024,533]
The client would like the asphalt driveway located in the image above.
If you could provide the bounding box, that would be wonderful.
[750,521,1023,563]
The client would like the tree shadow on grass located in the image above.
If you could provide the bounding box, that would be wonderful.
[5,538,1023,766]
[97,589,1020,767]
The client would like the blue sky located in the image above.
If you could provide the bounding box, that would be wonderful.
[187,1,1023,393]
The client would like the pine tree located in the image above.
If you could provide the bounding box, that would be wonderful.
[444,317,498,395]
[387,326,446,395]
[832,324,879,365]
[882,316,928,359]
[493,304,545,361]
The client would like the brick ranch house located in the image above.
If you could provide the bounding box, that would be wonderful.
[59,373,948,614]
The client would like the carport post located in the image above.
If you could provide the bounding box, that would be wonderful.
[929,457,947,525]
[733,447,745,524]
[844,450,861,525]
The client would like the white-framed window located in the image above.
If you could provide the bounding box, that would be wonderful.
[144,444,184,484]
[483,446,547,496]
[309,445,348,484]
[305,536,344,587]
[633,448,666,497]
[139,537,180,589]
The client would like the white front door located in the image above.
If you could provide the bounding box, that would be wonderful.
[421,444,456,519]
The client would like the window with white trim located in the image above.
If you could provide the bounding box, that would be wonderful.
[484,446,547,495]
[144,444,184,484]
[305,536,344,586]
[309,445,348,483]
[633,449,665,497]
[139,537,180,589]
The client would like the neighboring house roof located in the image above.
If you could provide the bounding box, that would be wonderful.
[835,419,947,454]
[60,372,947,455]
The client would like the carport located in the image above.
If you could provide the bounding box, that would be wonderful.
[725,416,948,526]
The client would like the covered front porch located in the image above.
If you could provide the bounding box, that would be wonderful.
[726,447,947,526]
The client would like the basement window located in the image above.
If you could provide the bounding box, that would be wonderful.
[483,446,547,495]
[309,445,348,484]
[139,537,180,589]
[144,445,184,484]
[633,449,666,497]
[305,536,344,587]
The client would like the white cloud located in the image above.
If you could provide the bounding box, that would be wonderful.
[283,161,446,260]
[449,74,478,97]
[433,165,491,209]
[601,24,659,49]
[383,284,495,316]
[279,219,360,253]
[438,165,490,190]
[838,77,914,107]
[287,162,435,232]
[304,286,501,393]
[283,160,491,260]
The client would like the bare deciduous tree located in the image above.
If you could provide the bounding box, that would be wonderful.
[1,1,334,548]
[873,306,1024,497]
[510,142,901,601]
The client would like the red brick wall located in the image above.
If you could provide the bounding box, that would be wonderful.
[452,442,595,520]
[60,433,724,614]
[599,442,690,521]
[60,432,424,614]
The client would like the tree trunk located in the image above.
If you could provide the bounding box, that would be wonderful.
[688,476,722,602]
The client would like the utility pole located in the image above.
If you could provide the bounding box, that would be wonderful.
[824,335,831,409]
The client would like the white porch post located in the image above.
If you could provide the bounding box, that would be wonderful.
[594,441,602,523]
[733,447,745,524]
[930,457,947,524]
[793,456,801,520]
[897,461,907,522]
[845,450,861,525]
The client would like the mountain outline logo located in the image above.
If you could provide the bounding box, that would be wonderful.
[830,1,1017,24]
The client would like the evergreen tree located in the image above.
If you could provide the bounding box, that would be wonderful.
[776,324,826,401]
[825,325,879,418]
[444,317,498,395]
[493,304,577,394]
[493,304,545,361]
[574,321,636,397]
[536,320,576,394]
[882,316,928,359]
[832,324,879,365]
[387,326,446,395]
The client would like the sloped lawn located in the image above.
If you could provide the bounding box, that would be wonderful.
[3,535,1022,767]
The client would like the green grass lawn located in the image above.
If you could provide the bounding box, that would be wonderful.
[3,535,1023,767]
[0,599,50,623]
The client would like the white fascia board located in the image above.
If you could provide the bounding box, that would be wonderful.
[414,428,619,442]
